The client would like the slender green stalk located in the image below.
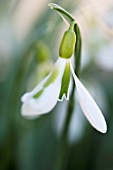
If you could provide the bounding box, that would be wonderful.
[49,3,82,74]
[54,84,75,170]
[49,4,82,170]
[48,3,75,24]
[74,24,82,78]
[54,46,81,170]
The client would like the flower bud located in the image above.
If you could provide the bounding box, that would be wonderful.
[59,22,76,59]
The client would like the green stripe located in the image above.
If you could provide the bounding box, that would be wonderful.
[59,61,70,100]
[33,89,43,99]
[44,68,59,88]
[33,68,59,99]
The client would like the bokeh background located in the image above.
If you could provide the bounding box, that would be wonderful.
[0,0,113,170]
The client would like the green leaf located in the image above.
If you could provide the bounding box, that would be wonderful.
[59,61,70,100]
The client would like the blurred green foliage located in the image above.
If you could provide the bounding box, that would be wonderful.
[0,0,113,170]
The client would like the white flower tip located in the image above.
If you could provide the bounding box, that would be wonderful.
[21,101,41,118]
[99,120,107,134]
[21,93,30,102]
[21,95,26,102]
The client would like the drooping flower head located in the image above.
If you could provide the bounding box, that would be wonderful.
[21,21,107,133]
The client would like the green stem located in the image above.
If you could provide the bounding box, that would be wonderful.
[50,4,82,170]
[54,80,75,170]
[48,3,75,24]
[49,3,82,73]
[74,24,82,78]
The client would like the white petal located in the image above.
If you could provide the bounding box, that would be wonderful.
[21,57,67,117]
[21,75,49,102]
[70,62,107,133]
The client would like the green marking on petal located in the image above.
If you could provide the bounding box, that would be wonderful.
[33,67,59,99]
[44,68,59,88]
[33,89,43,99]
[59,61,70,100]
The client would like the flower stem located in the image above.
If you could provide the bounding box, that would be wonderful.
[54,24,82,170]
[48,3,75,24]
[49,4,82,169]
[48,3,82,76]
[74,24,82,78]
[54,79,75,170]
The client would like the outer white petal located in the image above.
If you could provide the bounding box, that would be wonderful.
[21,57,67,117]
[21,75,49,102]
[70,62,107,133]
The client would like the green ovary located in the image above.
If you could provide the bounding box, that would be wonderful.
[59,22,76,59]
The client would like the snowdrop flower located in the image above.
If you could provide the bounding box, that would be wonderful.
[21,22,107,133]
